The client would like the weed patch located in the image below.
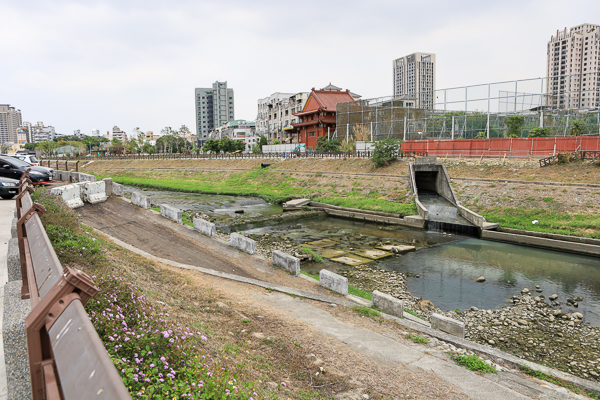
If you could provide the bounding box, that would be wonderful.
[405,333,428,344]
[352,306,380,318]
[451,354,497,374]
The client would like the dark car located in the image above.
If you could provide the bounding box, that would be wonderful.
[0,155,53,184]
[0,176,19,199]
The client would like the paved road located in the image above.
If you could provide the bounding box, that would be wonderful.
[0,198,16,400]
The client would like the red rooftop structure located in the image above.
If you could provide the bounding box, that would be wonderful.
[292,85,355,149]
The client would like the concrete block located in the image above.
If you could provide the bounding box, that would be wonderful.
[7,238,21,282]
[131,192,151,209]
[431,313,465,339]
[11,217,17,239]
[102,178,113,196]
[372,290,403,318]
[272,250,300,275]
[78,173,97,182]
[50,184,84,208]
[230,233,256,254]
[69,172,80,182]
[320,270,348,295]
[82,181,107,204]
[112,182,124,197]
[414,156,438,164]
[193,218,216,237]
[160,204,182,224]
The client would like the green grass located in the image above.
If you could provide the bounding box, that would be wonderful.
[352,306,380,318]
[517,365,592,396]
[405,333,428,344]
[348,286,373,300]
[318,191,417,216]
[482,207,600,238]
[403,308,425,320]
[451,354,498,374]
[300,248,324,263]
[300,270,320,280]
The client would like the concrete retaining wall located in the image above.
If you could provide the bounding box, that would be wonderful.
[272,250,300,275]
[131,192,151,209]
[11,218,17,239]
[69,172,80,183]
[102,178,113,196]
[7,238,21,282]
[320,270,348,295]
[112,182,124,197]
[50,184,84,208]
[431,313,465,338]
[160,204,182,224]
[481,230,600,257]
[230,233,256,254]
[81,181,107,204]
[193,218,216,237]
[372,290,404,318]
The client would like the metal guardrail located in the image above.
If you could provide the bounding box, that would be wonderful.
[39,160,79,172]
[44,150,427,162]
[15,171,131,400]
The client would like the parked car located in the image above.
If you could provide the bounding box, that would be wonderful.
[12,154,40,166]
[0,176,19,199]
[0,156,53,184]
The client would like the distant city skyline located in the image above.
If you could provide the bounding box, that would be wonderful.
[1,1,599,137]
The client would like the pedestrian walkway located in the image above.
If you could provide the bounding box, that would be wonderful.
[0,198,16,399]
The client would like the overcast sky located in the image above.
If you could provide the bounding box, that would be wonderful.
[1,0,598,136]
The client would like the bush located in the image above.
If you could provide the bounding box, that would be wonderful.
[505,115,525,138]
[316,137,342,152]
[570,120,586,136]
[529,127,551,138]
[475,132,486,139]
[371,137,401,168]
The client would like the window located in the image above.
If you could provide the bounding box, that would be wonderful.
[309,131,315,137]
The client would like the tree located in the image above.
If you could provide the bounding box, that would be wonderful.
[316,136,342,152]
[272,139,281,145]
[142,143,155,154]
[202,139,220,153]
[24,143,38,150]
[528,127,551,138]
[570,120,586,136]
[505,115,525,138]
[371,137,401,168]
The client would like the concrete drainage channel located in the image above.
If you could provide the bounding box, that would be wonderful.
[50,171,600,396]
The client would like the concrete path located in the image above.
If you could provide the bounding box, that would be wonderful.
[0,199,16,400]
[257,292,585,400]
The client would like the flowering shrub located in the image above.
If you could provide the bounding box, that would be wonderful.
[86,275,261,399]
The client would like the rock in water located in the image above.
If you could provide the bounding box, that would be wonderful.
[549,294,558,301]
[476,276,486,282]
[521,288,530,294]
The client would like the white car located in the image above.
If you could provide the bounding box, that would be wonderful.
[12,154,40,166]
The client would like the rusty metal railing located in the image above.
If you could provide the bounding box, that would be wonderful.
[40,160,79,172]
[15,171,131,400]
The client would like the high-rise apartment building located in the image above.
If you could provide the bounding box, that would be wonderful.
[195,81,235,144]
[393,53,436,109]
[0,104,22,144]
[546,23,600,109]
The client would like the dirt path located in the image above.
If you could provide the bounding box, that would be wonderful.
[77,196,333,294]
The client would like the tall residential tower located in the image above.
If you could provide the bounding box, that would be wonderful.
[195,81,235,145]
[0,104,22,144]
[393,53,436,109]
[546,23,600,109]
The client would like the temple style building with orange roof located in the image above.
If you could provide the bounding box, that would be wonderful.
[291,85,358,149]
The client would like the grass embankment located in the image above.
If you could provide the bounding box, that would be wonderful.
[33,187,348,399]
[103,166,417,216]
[482,208,600,239]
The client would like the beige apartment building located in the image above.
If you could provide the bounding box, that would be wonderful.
[546,23,600,109]
[0,104,22,144]
[256,92,309,142]
[393,53,436,109]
